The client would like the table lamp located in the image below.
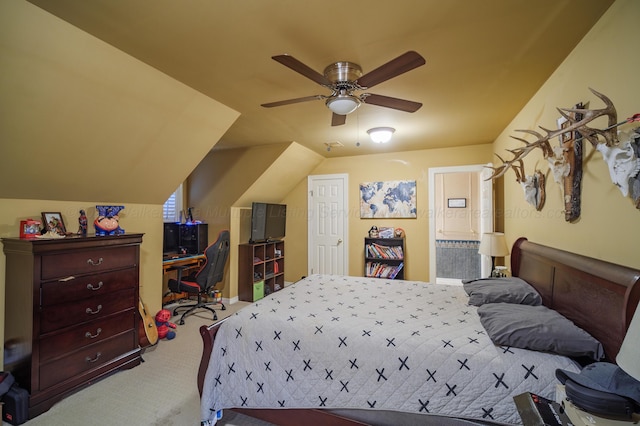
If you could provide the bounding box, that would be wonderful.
[478,232,509,277]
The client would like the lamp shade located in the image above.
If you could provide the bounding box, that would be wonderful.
[478,232,509,257]
[326,95,361,115]
[367,127,395,143]
[617,305,640,381]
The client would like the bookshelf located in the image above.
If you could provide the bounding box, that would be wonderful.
[238,240,285,302]
[364,237,405,279]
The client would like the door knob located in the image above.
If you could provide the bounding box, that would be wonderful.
[337,239,343,244]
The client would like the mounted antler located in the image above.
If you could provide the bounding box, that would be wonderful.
[489,88,619,180]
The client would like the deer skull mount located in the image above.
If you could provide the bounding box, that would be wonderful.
[489,88,640,217]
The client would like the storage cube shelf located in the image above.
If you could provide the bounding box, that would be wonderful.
[239,240,285,302]
[364,237,405,279]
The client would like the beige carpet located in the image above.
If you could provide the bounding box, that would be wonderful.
[10,300,274,426]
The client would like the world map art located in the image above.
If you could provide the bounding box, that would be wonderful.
[359,180,417,218]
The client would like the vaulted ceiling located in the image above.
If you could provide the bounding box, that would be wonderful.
[27,0,614,158]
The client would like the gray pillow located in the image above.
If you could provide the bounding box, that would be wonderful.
[462,277,542,306]
[477,303,604,360]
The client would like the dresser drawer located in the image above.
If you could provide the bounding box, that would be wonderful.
[41,268,137,306]
[41,245,138,280]
[40,288,135,334]
[39,311,135,362]
[39,330,136,389]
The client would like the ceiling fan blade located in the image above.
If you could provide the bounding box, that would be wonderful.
[357,51,426,89]
[272,55,331,86]
[331,113,347,127]
[261,95,323,108]
[363,94,422,113]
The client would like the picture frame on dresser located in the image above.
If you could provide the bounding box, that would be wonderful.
[41,212,66,235]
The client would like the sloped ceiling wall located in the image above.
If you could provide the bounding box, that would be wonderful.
[187,142,324,230]
[0,1,239,204]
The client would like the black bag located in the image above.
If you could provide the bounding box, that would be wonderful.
[565,378,636,420]
[0,372,28,426]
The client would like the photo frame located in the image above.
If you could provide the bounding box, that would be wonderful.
[41,212,67,235]
[447,198,466,208]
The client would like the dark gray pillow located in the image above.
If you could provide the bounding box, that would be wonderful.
[462,277,542,306]
[477,303,604,360]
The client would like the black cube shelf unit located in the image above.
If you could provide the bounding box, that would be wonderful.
[364,237,405,279]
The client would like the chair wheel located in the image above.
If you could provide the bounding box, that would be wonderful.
[179,319,185,325]
[221,305,226,310]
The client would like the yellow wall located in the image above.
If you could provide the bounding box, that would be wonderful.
[494,0,640,269]
[0,1,239,204]
[283,144,494,281]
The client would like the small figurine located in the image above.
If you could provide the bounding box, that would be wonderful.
[94,205,125,236]
[77,209,88,236]
[155,309,176,340]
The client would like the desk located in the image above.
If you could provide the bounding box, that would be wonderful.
[162,254,205,274]
[162,254,205,304]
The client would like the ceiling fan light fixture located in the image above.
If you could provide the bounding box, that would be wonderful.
[326,94,361,115]
[367,127,395,143]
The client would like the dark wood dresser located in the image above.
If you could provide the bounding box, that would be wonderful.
[2,233,143,418]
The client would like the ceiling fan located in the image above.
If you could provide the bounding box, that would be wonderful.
[261,51,426,126]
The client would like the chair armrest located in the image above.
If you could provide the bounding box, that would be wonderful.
[172,265,189,282]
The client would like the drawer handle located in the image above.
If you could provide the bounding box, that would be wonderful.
[86,304,103,315]
[85,352,102,363]
[85,328,102,339]
[87,257,104,266]
[86,282,104,291]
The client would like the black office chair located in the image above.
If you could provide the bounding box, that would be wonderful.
[167,230,230,325]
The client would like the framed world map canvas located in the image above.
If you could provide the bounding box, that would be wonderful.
[359,180,417,218]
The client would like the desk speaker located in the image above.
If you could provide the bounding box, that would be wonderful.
[179,223,208,254]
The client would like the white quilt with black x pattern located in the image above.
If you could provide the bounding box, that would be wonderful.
[201,275,580,425]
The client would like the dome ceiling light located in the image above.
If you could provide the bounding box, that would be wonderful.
[367,127,395,143]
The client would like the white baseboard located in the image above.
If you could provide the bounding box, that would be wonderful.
[224,296,239,305]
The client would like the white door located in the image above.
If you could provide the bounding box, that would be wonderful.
[308,174,348,275]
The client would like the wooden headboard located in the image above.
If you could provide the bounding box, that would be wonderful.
[511,237,640,362]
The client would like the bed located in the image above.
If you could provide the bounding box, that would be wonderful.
[198,237,640,425]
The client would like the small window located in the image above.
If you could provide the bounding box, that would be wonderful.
[163,185,183,222]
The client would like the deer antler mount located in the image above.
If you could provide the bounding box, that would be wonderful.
[490,89,640,216]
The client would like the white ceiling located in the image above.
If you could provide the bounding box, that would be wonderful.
[27,0,614,158]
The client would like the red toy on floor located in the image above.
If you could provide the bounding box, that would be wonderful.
[155,309,176,340]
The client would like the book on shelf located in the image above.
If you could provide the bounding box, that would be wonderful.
[389,262,404,279]
[366,243,403,260]
[366,261,404,279]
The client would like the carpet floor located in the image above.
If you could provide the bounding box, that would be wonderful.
[9,300,274,426]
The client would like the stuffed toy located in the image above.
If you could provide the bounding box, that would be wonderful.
[155,309,176,340]
[94,205,125,236]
